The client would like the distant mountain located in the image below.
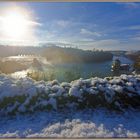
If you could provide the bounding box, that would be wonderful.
[42,46,113,63]
[0,45,113,63]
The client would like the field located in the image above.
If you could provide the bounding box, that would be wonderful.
[0,73,140,138]
[0,108,140,138]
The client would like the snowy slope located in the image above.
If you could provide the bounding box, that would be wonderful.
[0,73,140,115]
[0,109,140,138]
[0,74,140,138]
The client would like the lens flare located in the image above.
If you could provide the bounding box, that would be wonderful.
[0,6,39,45]
[2,12,29,39]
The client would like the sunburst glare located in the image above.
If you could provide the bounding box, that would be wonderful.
[0,6,39,45]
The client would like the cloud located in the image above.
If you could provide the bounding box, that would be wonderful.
[80,28,101,37]
[76,38,140,51]
[117,2,140,9]
[56,20,70,28]
[124,3,139,8]
[92,39,120,47]
[103,25,140,37]
[74,38,95,43]
[27,20,42,27]
[55,20,98,32]
[131,32,140,41]
[88,39,120,48]
[132,37,140,40]
[74,39,121,50]
[127,25,140,30]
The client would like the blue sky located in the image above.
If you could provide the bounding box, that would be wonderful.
[0,2,140,50]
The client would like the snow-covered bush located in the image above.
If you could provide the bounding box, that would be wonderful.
[0,73,140,115]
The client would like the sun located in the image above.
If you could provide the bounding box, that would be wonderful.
[2,11,29,39]
[0,6,40,45]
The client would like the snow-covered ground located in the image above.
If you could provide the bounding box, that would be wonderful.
[0,73,140,138]
[1,73,140,114]
[0,109,140,138]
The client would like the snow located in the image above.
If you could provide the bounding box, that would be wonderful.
[18,104,26,113]
[69,86,82,98]
[0,73,140,137]
[104,87,115,103]
[6,101,20,114]
[112,85,123,93]
[0,73,140,114]
[61,82,71,87]
[0,109,140,138]
[88,88,99,95]
[48,97,57,110]
[52,85,65,96]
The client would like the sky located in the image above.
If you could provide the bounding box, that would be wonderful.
[0,2,140,50]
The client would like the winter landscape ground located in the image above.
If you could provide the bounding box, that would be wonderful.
[0,108,140,138]
[0,73,140,138]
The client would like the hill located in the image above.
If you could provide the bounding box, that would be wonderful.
[0,45,113,63]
